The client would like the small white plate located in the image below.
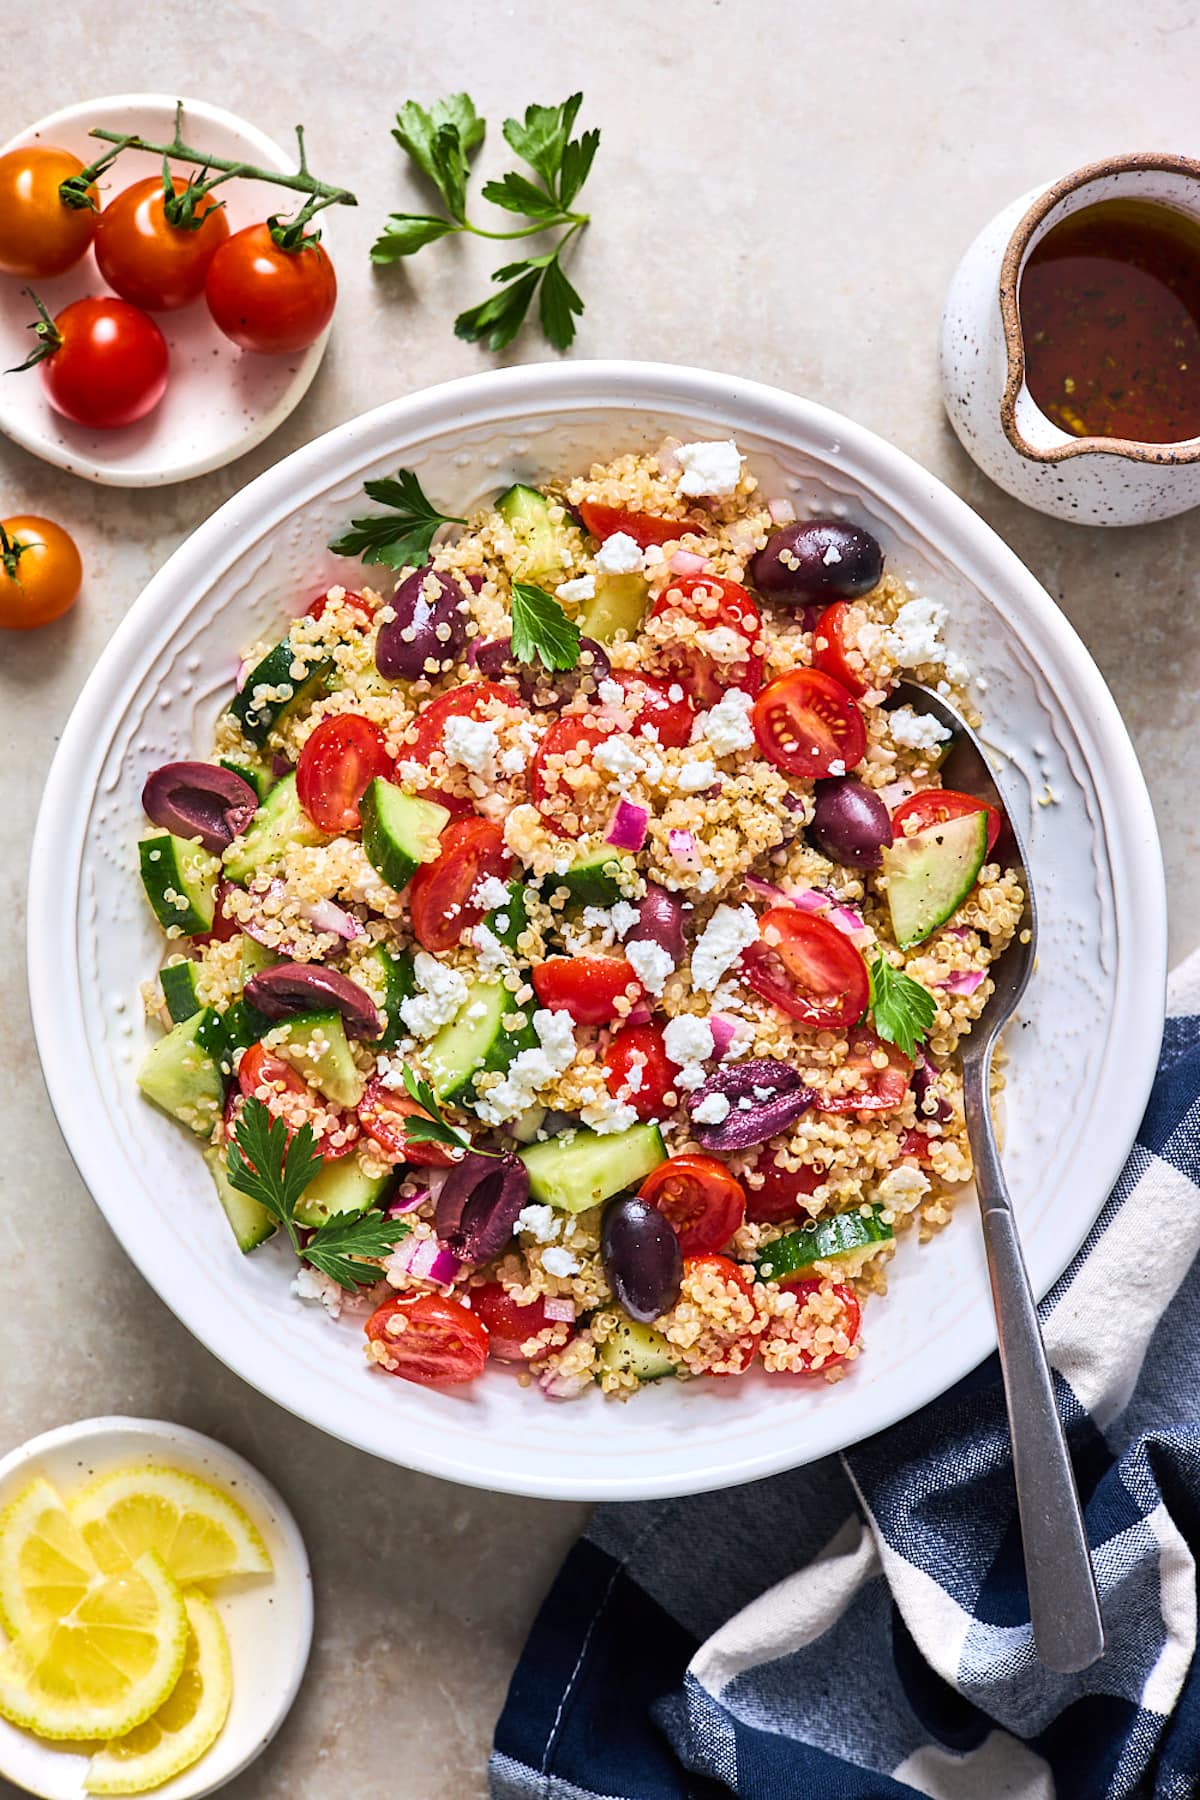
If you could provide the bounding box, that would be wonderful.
[0,94,334,486]
[0,1417,312,1799]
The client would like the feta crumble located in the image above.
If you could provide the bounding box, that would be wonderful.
[610,900,640,939]
[691,904,759,991]
[556,574,596,602]
[442,714,499,780]
[696,688,755,755]
[692,1091,731,1124]
[542,1246,581,1278]
[695,626,750,665]
[675,439,743,497]
[473,1008,576,1125]
[595,531,643,575]
[595,737,644,779]
[399,951,469,1039]
[625,938,675,996]
[516,1203,560,1243]
[676,758,717,793]
[663,1015,714,1065]
[887,596,946,669]
[888,706,952,754]
[472,874,511,912]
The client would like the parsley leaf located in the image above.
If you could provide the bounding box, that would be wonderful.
[392,95,485,204]
[370,214,456,260]
[480,170,564,221]
[502,95,583,193]
[328,468,465,570]
[510,581,582,671]
[400,1065,473,1154]
[538,258,584,353]
[304,1210,410,1290]
[454,269,541,352]
[867,956,937,1060]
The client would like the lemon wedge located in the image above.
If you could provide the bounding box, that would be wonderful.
[84,1589,232,1795]
[0,1476,102,1640]
[0,1550,188,1741]
[70,1467,272,1586]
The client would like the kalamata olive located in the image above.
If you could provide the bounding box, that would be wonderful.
[473,635,610,708]
[375,566,469,681]
[243,961,381,1039]
[687,1059,816,1151]
[142,761,258,854]
[435,1150,529,1265]
[627,884,686,965]
[601,1194,682,1323]
[752,519,883,602]
[913,1056,954,1126]
[809,777,893,870]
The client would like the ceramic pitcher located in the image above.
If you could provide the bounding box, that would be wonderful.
[939,152,1200,526]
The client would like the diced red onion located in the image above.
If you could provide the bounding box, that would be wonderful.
[543,1296,576,1323]
[389,1234,461,1284]
[745,874,788,904]
[656,440,682,476]
[668,829,700,869]
[669,549,711,576]
[878,780,916,811]
[626,1001,652,1026]
[943,926,973,940]
[301,897,363,940]
[939,968,986,996]
[767,497,797,525]
[387,1189,431,1216]
[709,1014,739,1058]
[235,657,253,693]
[538,1367,593,1400]
[606,798,649,852]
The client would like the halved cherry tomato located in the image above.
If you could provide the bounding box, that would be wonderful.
[760,1278,860,1373]
[640,1155,746,1255]
[0,146,97,278]
[365,1293,489,1386]
[296,713,391,833]
[205,223,337,354]
[578,501,694,547]
[740,906,870,1028]
[306,587,374,623]
[357,1078,462,1168]
[32,295,168,430]
[193,879,241,946]
[751,668,866,778]
[233,1044,354,1161]
[95,175,230,311]
[603,1021,677,1120]
[238,1042,309,1106]
[684,1254,758,1374]
[472,1284,568,1362]
[744,1159,824,1224]
[408,816,512,954]
[530,715,617,838]
[532,957,642,1025]
[651,573,764,705]
[818,1027,912,1113]
[408,680,521,764]
[603,671,695,749]
[812,602,870,698]
[892,788,1003,855]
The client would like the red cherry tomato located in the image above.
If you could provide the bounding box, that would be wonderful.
[365,1293,489,1386]
[532,956,642,1026]
[0,146,98,277]
[238,1042,309,1106]
[752,668,866,779]
[812,602,871,699]
[684,1254,758,1374]
[603,671,695,749]
[192,879,242,947]
[472,1284,568,1363]
[408,681,521,764]
[32,295,168,430]
[744,1159,824,1224]
[760,1278,861,1373]
[296,713,391,833]
[94,175,230,311]
[603,1021,677,1120]
[651,573,764,705]
[892,788,1003,855]
[898,1128,935,1165]
[640,1155,746,1255]
[306,587,374,623]
[205,223,337,354]
[357,1078,461,1168]
[529,715,617,838]
[578,501,695,547]
[818,1027,912,1113]
[740,906,870,1028]
[234,1044,354,1161]
[408,816,513,954]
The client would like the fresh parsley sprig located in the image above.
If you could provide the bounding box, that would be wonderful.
[227,1096,409,1290]
[400,1066,474,1155]
[372,92,599,352]
[510,581,582,672]
[867,956,937,1061]
[327,469,465,571]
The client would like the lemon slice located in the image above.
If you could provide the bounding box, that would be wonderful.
[0,1476,101,1640]
[84,1589,232,1795]
[0,1550,188,1741]
[70,1467,272,1585]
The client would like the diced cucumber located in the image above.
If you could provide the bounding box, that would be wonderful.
[488,881,530,951]
[293,1153,396,1230]
[239,935,278,980]
[223,998,272,1056]
[359,943,416,1050]
[549,846,635,908]
[203,1145,277,1252]
[507,1105,547,1144]
[223,774,327,883]
[597,1317,677,1382]
[495,483,573,583]
[360,779,449,892]
[426,979,537,1103]
[578,572,649,644]
[519,1124,667,1213]
[228,638,333,747]
[138,1010,230,1138]
[882,809,988,949]
[160,958,202,1023]
[139,833,219,936]
[219,756,274,802]
[268,1010,365,1109]
[755,1208,894,1282]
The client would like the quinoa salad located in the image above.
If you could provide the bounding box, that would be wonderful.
[135,436,1024,1400]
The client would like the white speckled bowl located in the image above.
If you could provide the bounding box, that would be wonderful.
[27,363,1166,1500]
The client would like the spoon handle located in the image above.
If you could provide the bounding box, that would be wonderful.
[961,1057,1106,1673]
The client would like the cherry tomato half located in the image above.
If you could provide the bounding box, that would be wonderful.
[0,146,97,277]
[306,587,374,623]
[33,295,168,430]
[603,1021,677,1120]
[744,1159,824,1224]
[530,715,616,838]
[0,516,82,630]
[205,223,337,354]
[683,1254,758,1374]
[366,1293,489,1386]
[892,788,1003,855]
[238,1042,309,1106]
[751,668,866,779]
[760,1278,861,1374]
[297,713,391,833]
[357,1078,462,1168]
[234,1044,353,1161]
[95,175,230,311]
[640,1155,746,1256]
[408,816,513,954]
[192,879,242,947]
[812,602,871,698]
[408,680,522,764]
[532,956,642,1026]
[603,671,695,749]
[740,906,870,1028]
[472,1284,568,1362]
[652,573,764,706]
[818,1027,912,1113]
[578,501,695,547]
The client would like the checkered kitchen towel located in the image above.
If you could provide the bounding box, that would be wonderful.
[491,955,1200,1800]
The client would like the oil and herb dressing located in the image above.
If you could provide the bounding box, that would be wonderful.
[1018,197,1200,444]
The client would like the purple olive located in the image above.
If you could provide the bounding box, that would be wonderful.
[243,962,381,1039]
[627,884,686,966]
[473,635,611,708]
[752,519,883,603]
[913,1056,954,1126]
[687,1059,816,1151]
[375,567,469,681]
[142,761,258,854]
[435,1151,529,1265]
[809,777,893,870]
[601,1195,682,1323]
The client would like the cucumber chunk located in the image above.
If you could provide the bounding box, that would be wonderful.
[550,846,635,908]
[882,809,988,949]
[138,1010,229,1138]
[239,935,278,980]
[519,1124,667,1213]
[361,779,449,892]
[426,979,537,1103]
[139,833,219,935]
[222,997,272,1056]
[488,881,530,951]
[268,1010,365,1109]
[359,943,416,1050]
[578,572,649,644]
[203,1145,277,1252]
[597,1317,677,1382]
[223,773,327,883]
[293,1153,396,1230]
[228,638,333,747]
[495,483,573,583]
[755,1207,894,1282]
[219,756,274,802]
[160,959,202,1023]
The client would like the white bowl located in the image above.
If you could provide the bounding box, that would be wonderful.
[0,1417,311,1799]
[27,362,1166,1501]
[0,94,334,486]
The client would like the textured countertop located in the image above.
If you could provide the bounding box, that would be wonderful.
[3,3,1199,1795]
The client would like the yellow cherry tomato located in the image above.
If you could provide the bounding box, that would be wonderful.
[0,516,83,629]
[0,146,98,278]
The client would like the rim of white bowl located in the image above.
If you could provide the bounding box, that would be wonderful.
[26,362,1167,1499]
[0,93,331,486]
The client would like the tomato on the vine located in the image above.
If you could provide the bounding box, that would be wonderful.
[603,1021,677,1119]
[95,175,231,311]
[408,816,513,954]
[0,147,97,278]
[740,906,870,1028]
[296,713,391,833]
[0,516,82,630]
[24,294,168,430]
[365,1294,489,1386]
[205,223,337,354]
[651,573,764,706]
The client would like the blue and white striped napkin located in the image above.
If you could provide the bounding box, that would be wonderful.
[491,957,1200,1800]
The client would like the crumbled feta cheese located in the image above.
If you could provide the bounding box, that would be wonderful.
[691,904,759,992]
[472,874,510,912]
[500,746,527,776]
[695,626,749,665]
[696,688,755,755]
[641,544,665,569]
[752,1085,777,1101]
[697,868,718,894]
[292,1266,345,1318]
[692,1091,731,1124]
[516,1203,560,1243]
[595,531,643,575]
[556,574,595,602]
[663,1014,714,1065]
[442,714,499,780]
[595,737,643,778]
[676,758,717,794]
[822,543,842,566]
[675,439,743,497]
[610,900,640,939]
[827,759,846,777]
[471,923,508,975]
[877,1165,931,1204]
[399,951,469,1038]
[888,706,952,754]
[625,939,675,996]
[597,677,626,708]
[623,1056,646,1094]
[581,905,613,932]
[473,1008,577,1124]
[886,596,946,669]
[580,1092,640,1134]
[542,1246,581,1277]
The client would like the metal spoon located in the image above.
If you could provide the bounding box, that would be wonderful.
[891,680,1105,1674]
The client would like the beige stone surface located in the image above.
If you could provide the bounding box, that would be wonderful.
[2,2,1198,1794]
